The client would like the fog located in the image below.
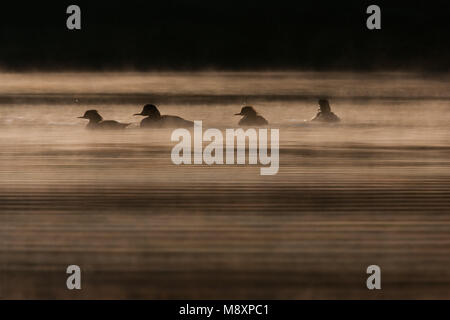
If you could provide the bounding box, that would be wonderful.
[1,71,449,298]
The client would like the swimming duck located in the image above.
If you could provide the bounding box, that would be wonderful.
[134,104,194,128]
[78,110,130,130]
[311,99,340,122]
[235,106,268,126]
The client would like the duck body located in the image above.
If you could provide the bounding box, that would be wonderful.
[135,104,194,128]
[86,120,131,130]
[311,111,340,123]
[140,115,194,128]
[238,115,269,126]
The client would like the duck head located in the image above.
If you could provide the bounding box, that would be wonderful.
[235,106,257,117]
[134,104,161,118]
[78,110,103,123]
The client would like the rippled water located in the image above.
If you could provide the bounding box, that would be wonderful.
[1,72,450,299]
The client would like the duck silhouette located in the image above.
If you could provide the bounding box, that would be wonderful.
[311,99,340,123]
[78,110,130,130]
[134,104,194,128]
[235,106,268,126]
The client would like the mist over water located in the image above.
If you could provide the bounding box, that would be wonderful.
[1,72,450,299]
[1,71,449,127]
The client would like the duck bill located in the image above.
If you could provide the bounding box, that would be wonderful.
[234,113,243,116]
[134,113,144,116]
[77,116,86,119]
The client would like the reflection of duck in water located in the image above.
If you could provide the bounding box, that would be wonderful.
[78,110,130,129]
[134,104,194,128]
[311,99,340,122]
[235,106,268,126]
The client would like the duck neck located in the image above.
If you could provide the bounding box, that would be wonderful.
[89,118,102,124]
[86,121,98,129]
[88,113,103,123]
[147,113,161,120]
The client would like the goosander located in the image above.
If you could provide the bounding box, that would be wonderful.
[311,99,340,122]
[235,106,268,126]
[78,110,130,130]
[134,104,194,128]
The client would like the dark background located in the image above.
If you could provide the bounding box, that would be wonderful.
[0,0,448,71]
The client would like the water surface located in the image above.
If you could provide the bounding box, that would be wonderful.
[1,72,450,298]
